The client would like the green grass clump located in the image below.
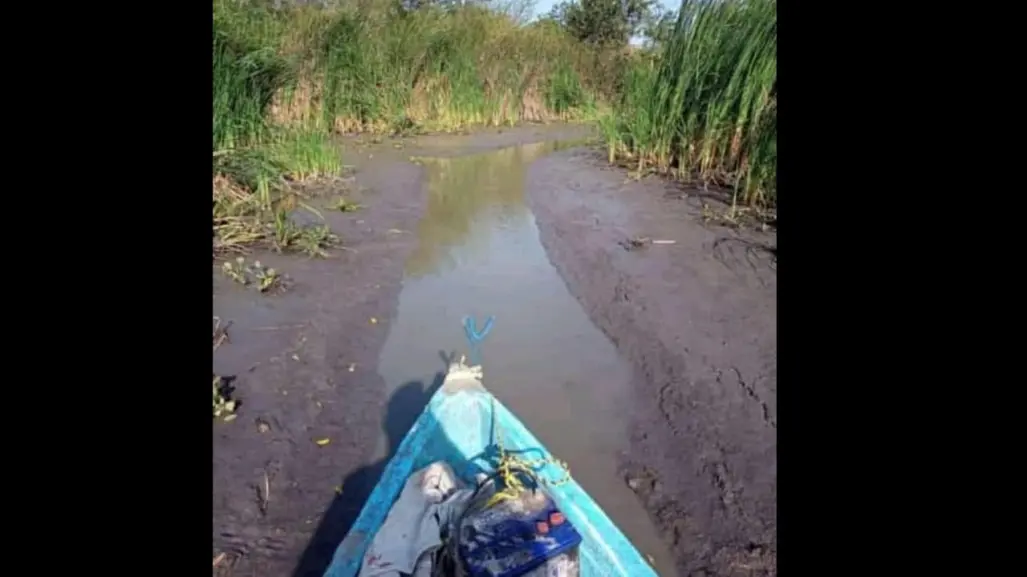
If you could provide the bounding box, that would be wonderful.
[213,12,291,152]
[601,0,777,210]
[269,129,343,181]
[215,0,598,136]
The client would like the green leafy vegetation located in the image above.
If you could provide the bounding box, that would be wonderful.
[600,0,777,212]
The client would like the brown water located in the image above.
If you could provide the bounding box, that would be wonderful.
[377,140,677,575]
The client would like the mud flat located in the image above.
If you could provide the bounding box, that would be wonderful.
[213,125,595,577]
[213,124,776,577]
[525,148,777,577]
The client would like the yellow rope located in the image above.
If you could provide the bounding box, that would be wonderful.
[485,396,572,508]
[432,387,574,577]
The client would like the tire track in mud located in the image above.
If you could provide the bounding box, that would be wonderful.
[525,148,777,577]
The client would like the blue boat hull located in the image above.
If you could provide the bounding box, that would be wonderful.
[324,375,658,577]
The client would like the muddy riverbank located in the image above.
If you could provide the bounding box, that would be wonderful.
[213,125,595,577]
[213,124,776,577]
[526,148,777,577]
[212,158,424,577]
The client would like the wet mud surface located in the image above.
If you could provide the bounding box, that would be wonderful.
[213,159,426,577]
[526,150,777,577]
[213,124,776,577]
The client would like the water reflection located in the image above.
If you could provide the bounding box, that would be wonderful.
[405,140,572,278]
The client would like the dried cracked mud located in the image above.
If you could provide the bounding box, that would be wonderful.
[212,125,776,577]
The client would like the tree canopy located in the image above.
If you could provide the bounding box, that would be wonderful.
[549,0,658,46]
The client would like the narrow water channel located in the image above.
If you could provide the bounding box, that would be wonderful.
[377,140,676,575]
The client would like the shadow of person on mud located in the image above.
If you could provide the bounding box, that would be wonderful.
[291,354,454,577]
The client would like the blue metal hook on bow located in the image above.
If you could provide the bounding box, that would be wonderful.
[463,315,495,366]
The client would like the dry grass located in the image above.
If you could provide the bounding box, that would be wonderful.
[212,158,342,260]
[213,175,265,257]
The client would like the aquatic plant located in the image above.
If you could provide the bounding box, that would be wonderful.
[601,0,777,210]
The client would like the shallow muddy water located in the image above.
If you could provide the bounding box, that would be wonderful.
[376,141,677,575]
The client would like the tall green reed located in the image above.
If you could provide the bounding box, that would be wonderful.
[606,0,777,207]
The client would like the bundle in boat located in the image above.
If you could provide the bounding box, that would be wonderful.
[359,457,581,577]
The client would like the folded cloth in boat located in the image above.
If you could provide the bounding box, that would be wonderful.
[359,462,474,577]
